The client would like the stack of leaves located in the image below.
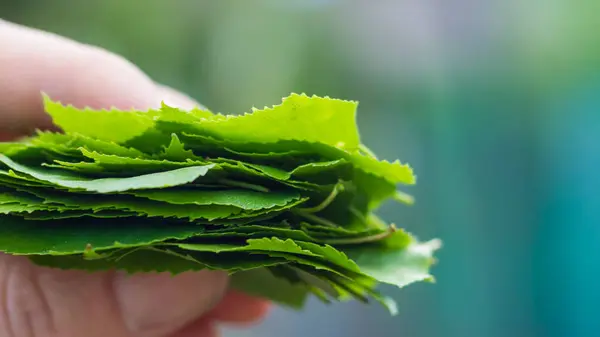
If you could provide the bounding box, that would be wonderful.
[0,93,440,314]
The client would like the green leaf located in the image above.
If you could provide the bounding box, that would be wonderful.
[0,216,205,255]
[29,248,209,274]
[0,190,43,205]
[0,142,28,155]
[294,241,362,273]
[177,237,375,287]
[183,93,361,151]
[342,237,441,289]
[51,151,204,176]
[130,189,301,210]
[22,210,139,220]
[48,152,349,198]
[0,203,60,213]
[290,159,352,184]
[231,267,310,309]
[188,106,214,120]
[32,131,146,158]
[43,94,155,143]
[179,223,389,246]
[155,102,208,124]
[350,154,416,185]
[158,134,196,161]
[177,237,321,257]
[0,154,215,193]
[180,133,415,185]
[0,186,244,221]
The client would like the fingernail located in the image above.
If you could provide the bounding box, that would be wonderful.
[112,270,228,337]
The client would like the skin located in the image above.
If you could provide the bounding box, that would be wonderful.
[0,19,270,337]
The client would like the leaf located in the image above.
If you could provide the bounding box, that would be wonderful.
[43,95,414,184]
[0,172,47,187]
[290,159,353,184]
[22,210,139,220]
[130,189,301,210]
[180,223,389,246]
[177,237,375,286]
[0,154,215,193]
[29,248,209,274]
[188,107,214,120]
[294,241,362,273]
[342,237,441,289]
[158,134,196,161]
[32,131,146,158]
[180,133,415,185]
[0,203,59,214]
[350,154,416,185]
[51,152,205,176]
[177,237,321,257]
[43,94,155,143]
[0,186,245,221]
[230,267,310,309]
[156,102,208,124]
[0,190,43,205]
[306,267,398,315]
[0,142,28,155]
[0,216,206,255]
[48,152,346,198]
[182,93,361,151]
[33,246,289,273]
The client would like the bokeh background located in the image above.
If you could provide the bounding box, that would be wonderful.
[3,1,600,336]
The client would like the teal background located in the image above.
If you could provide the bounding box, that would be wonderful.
[3,1,600,336]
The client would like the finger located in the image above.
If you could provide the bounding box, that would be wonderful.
[0,254,127,337]
[0,18,161,134]
[206,290,271,325]
[112,270,228,337]
[171,318,220,337]
[0,132,15,141]
[0,254,228,337]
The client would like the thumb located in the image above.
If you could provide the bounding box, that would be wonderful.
[0,254,228,337]
[112,269,228,336]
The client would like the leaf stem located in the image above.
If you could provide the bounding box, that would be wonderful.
[218,178,270,192]
[295,182,343,213]
[321,224,397,245]
[294,210,340,228]
[348,206,368,225]
[111,246,146,262]
[327,275,370,303]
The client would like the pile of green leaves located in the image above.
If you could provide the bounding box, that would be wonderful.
[0,93,440,314]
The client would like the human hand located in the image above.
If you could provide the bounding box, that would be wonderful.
[0,19,269,337]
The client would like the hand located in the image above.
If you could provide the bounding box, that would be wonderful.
[0,19,270,337]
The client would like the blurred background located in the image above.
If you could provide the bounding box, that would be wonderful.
[2,1,600,336]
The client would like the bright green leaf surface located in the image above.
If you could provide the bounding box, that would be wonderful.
[343,238,441,288]
[43,94,155,143]
[0,154,215,193]
[186,94,361,150]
